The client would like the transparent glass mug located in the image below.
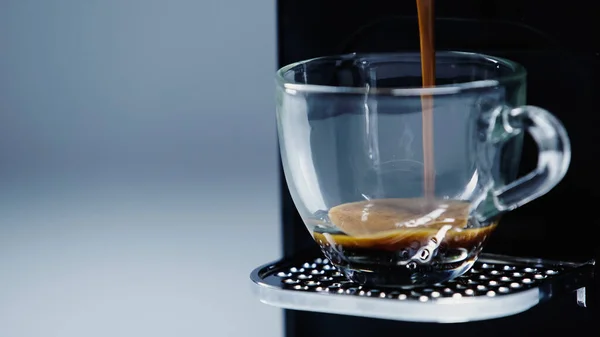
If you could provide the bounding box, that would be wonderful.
[276,52,570,288]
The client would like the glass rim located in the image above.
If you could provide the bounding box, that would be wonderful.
[276,51,527,96]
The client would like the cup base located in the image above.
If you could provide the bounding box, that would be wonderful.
[328,255,477,289]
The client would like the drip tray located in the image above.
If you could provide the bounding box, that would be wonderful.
[250,252,595,323]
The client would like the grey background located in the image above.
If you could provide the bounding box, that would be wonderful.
[0,1,280,336]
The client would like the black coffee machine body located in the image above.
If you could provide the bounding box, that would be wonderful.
[255,1,599,335]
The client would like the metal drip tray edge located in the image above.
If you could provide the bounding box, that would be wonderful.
[250,252,595,323]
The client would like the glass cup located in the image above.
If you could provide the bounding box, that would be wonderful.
[275,51,571,288]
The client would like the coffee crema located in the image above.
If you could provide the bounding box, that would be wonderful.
[313,198,496,253]
[310,198,497,286]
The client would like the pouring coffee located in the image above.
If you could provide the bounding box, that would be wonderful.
[275,0,570,287]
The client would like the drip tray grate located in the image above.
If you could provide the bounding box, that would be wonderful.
[250,252,594,323]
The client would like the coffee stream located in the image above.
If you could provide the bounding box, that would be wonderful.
[311,0,496,285]
[416,0,436,198]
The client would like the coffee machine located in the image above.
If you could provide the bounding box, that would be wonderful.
[251,0,599,335]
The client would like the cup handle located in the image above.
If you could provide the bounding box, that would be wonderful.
[477,105,571,219]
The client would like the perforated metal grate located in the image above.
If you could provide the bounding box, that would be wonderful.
[251,252,594,322]
[271,257,559,301]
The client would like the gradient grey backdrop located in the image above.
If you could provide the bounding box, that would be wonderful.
[0,1,280,336]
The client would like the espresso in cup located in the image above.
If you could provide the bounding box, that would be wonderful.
[277,52,570,288]
[312,198,497,287]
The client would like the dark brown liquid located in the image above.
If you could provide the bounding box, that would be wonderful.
[315,198,495,253]
[312,199,497,286]
[417,0,436,197]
